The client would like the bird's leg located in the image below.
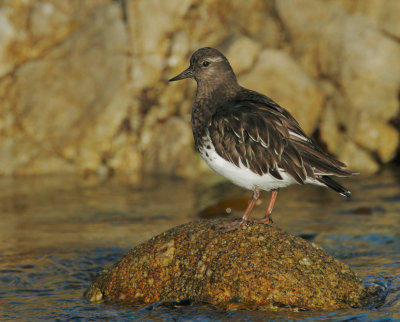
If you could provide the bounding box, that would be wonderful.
[218,188,260,232]
[252,190,278,225]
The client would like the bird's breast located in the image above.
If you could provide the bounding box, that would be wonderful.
[191,102,213,150]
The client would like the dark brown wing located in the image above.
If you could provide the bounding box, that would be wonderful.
[208,89,353,185]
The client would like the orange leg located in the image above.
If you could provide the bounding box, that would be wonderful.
[219,188,260,232]
[253,190,278,224]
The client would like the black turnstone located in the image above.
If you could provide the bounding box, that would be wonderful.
[169,47,355,231]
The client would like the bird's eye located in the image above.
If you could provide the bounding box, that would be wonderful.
[202,61,210,67]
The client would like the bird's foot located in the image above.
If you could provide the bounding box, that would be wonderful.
[217,218,248,232]
[217,216,272,232]
[250,216,273,225]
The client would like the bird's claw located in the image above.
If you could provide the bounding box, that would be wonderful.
[217,215,273,232]
[217,219,247,232]
[250,217,273,225]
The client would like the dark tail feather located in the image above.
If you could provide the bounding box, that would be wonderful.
[317,176,351,198]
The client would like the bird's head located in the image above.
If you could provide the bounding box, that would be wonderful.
[169,47,238,92]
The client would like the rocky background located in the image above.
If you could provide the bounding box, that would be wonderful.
[0,0,399,177]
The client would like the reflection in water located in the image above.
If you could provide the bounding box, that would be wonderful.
[0,168,399,320]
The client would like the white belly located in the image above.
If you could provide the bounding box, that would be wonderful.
[199,138,297,191]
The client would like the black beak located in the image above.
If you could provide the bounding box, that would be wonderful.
[169,66,194,82]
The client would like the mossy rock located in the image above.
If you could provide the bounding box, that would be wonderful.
[86,219,372,310]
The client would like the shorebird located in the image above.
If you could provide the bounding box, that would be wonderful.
[169,47,355,231]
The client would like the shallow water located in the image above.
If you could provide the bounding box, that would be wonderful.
[0,168,399,321]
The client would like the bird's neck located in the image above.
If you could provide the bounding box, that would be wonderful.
[193,80,239,122]
[195,78,240,105]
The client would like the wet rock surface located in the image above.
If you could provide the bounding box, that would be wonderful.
[86,219,372,310]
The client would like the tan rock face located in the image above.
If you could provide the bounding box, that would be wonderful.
[0,0,399,176]
[277,0,400,119]
[239,49,324,135]
[86,219,374,310]
[276,0,400,172]
[141,117,197,177]
[328,0,400,39]
[127,0,193,90]
[0,3,129,175]
[353,114,399,163]
[0,0,109,78]
[339,141,380,174]
[226,36,261,75]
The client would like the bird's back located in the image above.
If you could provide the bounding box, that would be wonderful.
[204,88,354,195]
